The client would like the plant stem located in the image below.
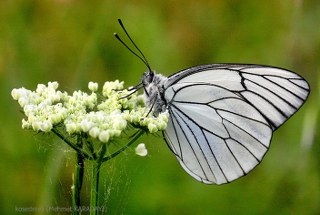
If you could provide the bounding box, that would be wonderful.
[90,143,106,215]
[88,130,144,214]
[90,160,102,215]
[72,151,84,214]
[72,136,85,215]
[52,127,91,160]
[101,130,145,162]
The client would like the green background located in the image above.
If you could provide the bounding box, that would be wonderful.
[1,0,319,214]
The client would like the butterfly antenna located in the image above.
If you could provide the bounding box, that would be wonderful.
[114,19,153,73]
[120,83,143,99]
[127,82,143,91]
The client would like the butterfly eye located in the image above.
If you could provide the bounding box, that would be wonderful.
[147,71,154,82]
[142,71,154,85]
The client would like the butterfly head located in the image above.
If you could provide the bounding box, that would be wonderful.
[142,70,155,87]
[114,19,168,115]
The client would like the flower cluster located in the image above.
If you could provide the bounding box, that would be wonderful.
[11,81,169,143]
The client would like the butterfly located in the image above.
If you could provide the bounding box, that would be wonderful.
[115,19,310,184]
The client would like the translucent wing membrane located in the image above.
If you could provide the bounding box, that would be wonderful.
[163,64,309,184]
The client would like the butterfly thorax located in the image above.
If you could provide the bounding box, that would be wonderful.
[142,71,168,115]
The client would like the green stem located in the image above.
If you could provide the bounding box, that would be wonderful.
[52,127,91,160]
[72,152,84,214]
[85,138,97,159]
[72,135,85,214]
[90,161,102,215]
[101,130,145,162]
[90,143,106,215]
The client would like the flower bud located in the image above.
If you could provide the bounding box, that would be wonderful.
[99,130,110,143]
[147,123,158,133]
[88,82,98,92]
[89,127,100,138]
[135,143,148,156]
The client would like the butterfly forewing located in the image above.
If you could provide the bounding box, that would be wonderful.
[163,64,309,184]
[167,64,310,130]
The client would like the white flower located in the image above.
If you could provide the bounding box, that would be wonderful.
[48,81,59,90]
[135,143,148,156]
[11,88,25,100]
[147,123,158,133]
[88,82,98,92]
[102,80,124,97]
[99,130,110,143]
[81,119,93,132]
[109,129,121,137]
[17,97,29,107]
[89,127,100,138]
[40,121,53,132]
[32,121,41,131]
[65,123,78,134]
[36,84,46,93]
[21,119,30,129]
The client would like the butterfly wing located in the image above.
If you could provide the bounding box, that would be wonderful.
[163,64,310,184]
[165,64,310,131]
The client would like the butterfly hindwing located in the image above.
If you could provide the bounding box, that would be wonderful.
[163,64,309,184]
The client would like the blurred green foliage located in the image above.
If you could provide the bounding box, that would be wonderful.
[1,0,319,214]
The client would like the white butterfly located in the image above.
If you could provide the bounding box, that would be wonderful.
[115,19,310,184]
[143,64,309,184]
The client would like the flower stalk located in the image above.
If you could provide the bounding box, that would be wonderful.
[90,160,102,215]
[102,129,145,162]
[72,136,85,215]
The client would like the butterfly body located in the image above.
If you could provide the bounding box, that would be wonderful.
[142,71,168,115]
